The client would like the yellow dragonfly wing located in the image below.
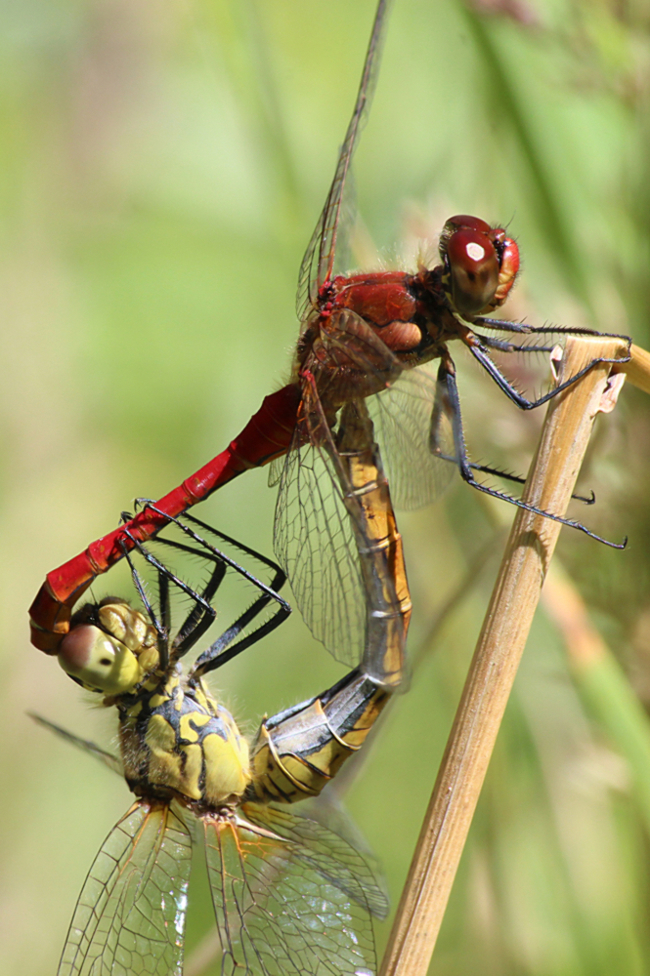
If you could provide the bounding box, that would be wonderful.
[58,800,192,976]
[203,801,388,976]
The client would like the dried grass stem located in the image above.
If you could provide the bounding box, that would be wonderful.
[379,334,629,976]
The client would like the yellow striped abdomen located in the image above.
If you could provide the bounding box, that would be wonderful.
[248,670,388,804]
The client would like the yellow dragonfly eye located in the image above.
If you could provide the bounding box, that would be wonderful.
[58,623,143,695]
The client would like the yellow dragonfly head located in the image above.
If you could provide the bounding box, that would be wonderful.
[58,599,160,696]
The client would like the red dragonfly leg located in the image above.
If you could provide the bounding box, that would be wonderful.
[29,384,301,653]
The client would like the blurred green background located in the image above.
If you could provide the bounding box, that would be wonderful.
[2,0,650,973]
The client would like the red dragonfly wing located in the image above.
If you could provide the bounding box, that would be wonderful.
[57,801,192,976]
[305,311,454,510]
[367,366,457,511]
[203,802,387,976]
[273,412,367,667]
[310,308,404,398]
[274,308,403,665]
[296,0,393,321]
[273,308,458,662]
[273,311,454,661]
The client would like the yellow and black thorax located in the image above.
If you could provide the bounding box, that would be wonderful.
[118,671,251,809]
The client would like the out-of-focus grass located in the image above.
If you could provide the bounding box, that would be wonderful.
[1,1,649,974]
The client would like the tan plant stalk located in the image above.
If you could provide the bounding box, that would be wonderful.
[617,343,650,395]
[379,333,629,976]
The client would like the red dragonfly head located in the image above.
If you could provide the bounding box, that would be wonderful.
[439,214,520,319]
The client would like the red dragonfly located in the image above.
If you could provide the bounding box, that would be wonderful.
[30,0,628,662]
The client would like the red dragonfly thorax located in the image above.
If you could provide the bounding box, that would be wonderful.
[304,214,520,373]
[328,271,422,352]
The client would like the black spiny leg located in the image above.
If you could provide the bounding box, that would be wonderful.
[119,537,172,669]
[189,601,289,680]
[158,568,171,666]
[427,353,593,505]
[171,555,225,658]
[120,528,219,666]
[134,503,288,598]
[125,506,292,678]
[464,324,630,411]
[472,333,555,354]
[432,354,625,548]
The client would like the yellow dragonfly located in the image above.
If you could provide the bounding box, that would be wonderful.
[35,402,410,976]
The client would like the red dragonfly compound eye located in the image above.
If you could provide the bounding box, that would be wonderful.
[440,214,520,318]
[491,227,520,309]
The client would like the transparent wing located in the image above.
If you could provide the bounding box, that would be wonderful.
[309,308,404,401]
[274,309,414,664]
[245,804,388,919]
[58,801,192,976]
[368,366,457,511]
[203,802,387,976]
[273,419,366,668]
[296,0,393,320]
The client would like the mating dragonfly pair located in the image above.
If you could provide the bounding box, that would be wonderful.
[31,0,630,973]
